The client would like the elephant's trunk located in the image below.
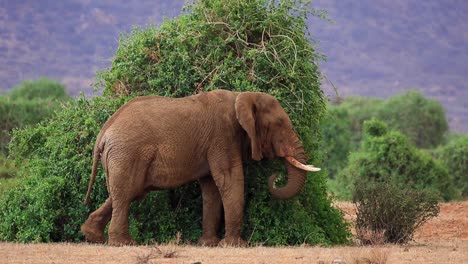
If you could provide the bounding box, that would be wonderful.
[268,139,312,200]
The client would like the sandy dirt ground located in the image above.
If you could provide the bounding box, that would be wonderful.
[1,201,467,264]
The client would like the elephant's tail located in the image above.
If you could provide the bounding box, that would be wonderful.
[84,136,105,205]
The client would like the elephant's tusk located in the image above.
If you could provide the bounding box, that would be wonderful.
[285,156,321,172]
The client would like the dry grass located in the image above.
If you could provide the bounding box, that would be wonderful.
[1,241,467,264]
[356,227,386,246]
[135,246,179,264]
[136,231,181,263]
[352,248,390,264]
[1,201,467,264]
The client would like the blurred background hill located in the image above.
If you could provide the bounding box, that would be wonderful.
[0,0,467,132]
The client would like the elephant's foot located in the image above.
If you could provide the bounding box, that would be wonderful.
[108,233,137,246]
[220,236,248,247]
[198,235,221,247]
[81,222,105,244]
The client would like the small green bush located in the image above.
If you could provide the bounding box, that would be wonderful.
[0,97,57,154]
[0,0,350,245]
[320,105,352,179]
[0,153,18,195]
[353,180,439,244]
[334,96,382,149]
[442,132,464,145]
[0,78,70,189]
[0,78,70,155]
[0,175,68,242]
[376,90,448,148]
[335,119,457,201]
[8,78,69,101]
[0,153,15,179]
[434,135,468,197]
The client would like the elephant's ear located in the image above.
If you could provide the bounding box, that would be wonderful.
[235,92,263,161]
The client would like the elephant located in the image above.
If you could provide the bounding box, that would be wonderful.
[81,89,320,247]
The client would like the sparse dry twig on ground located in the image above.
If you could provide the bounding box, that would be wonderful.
[135,231,182,263]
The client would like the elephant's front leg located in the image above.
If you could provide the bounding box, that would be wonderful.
[198,176,223,246]
[209,156,247,247]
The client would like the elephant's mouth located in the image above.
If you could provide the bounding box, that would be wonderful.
[285,156,321,172]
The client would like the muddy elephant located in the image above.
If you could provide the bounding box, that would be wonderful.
[81,89,320,246]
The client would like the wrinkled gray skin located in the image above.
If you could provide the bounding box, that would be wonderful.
[81,89,310,246]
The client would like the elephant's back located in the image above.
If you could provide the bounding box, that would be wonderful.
[99,90,237,142]
[111,90,237,119]
[101,95,206,141]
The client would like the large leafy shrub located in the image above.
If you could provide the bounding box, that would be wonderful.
[0,0,350,245]
[335,119,457,201]
[0,97,119,242]
[434,135,468,197]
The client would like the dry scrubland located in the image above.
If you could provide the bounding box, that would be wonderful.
[1,201,467,264]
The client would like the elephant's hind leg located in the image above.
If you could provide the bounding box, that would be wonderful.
[81,198,112,243]
[108,198,136,246]
[198,176,223,246]
[107,158,147,246]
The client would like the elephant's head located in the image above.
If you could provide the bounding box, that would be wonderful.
[235,92,320,199]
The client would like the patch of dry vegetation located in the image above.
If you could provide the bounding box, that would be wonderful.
[355,228,386,246]
[136,232,181,263]
[1,201,467,264]
[352,248,390,264]
[1,241,467,264]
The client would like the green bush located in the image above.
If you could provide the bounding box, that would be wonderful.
[337,97,382,148]
[0,153,18,195]
[353,180,439,244]
[320,105,352,179]
[330,91,448,149]
[441,132,464,145]
[335,119,457,201]
[322,91,450,184]
[0,153,15,179]
[0,97,57,154]
[376,90,448,148]
[349,120,443,244]
[0,175,68,242]
[321,97,383,181]
[434,135,468,197]
[8,78,69,101]
[0,0,350,245]
[0,78,70,155]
